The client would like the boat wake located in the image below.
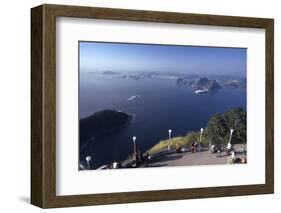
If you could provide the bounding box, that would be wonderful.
[127,95,141,101]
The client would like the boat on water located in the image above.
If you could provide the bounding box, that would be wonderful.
[194,89,209,94]
[127,95,140,101]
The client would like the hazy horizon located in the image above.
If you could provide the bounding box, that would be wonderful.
[79,41,247,77]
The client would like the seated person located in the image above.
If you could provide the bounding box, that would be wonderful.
[191,141,196,153]
[176,143,182,153]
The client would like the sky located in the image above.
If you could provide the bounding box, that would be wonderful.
[79,41,246,77]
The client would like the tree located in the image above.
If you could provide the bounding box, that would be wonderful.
[206,113,228,145]
[223,108,246,144]
[205,108,246,145]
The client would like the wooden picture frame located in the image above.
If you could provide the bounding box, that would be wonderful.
[31,4,274,208]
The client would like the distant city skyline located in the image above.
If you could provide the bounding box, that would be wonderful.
[79,41,247,77]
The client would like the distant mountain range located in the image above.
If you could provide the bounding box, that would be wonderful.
[176,75,246,93]
[95,70,246,91]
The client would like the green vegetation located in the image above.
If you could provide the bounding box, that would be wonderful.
[147,131,209,155]
[206,108,246,145]
[147,108,246,155]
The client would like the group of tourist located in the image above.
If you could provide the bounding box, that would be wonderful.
[215,142,234,157]
[227,151,247,164]
[134,150,151,167]
[174,141,199,154]
[102,150,152,169]
[104,161,123,169]
[102,141,247,169]
[190,141,199,153]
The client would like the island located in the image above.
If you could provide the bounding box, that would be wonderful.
[102,70,120,75]
[192,77,221,90]
[176,77,193,86]
[220,78,246,90]
[80,109,133,142]
[176,76,222,94]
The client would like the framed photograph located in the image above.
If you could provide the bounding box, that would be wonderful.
[31,4,274,208]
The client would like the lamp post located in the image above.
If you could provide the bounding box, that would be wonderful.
[200,128,203,142]
[168,129,172,151]
[132,136,136,154]
[86,155,91,170]
[228,129,234,144]
[199,128,203,151]
[132,136,137,167]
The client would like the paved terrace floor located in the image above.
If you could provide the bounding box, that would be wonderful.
[141,151,246,168]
